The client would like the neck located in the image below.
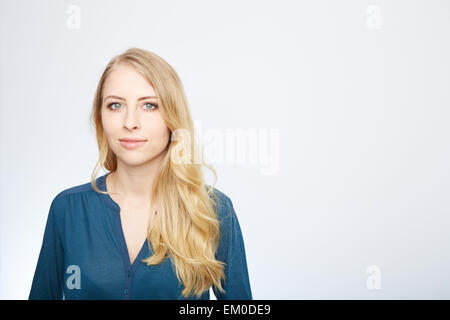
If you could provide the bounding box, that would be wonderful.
[108,152,165,207]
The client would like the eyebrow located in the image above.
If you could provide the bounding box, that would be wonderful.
[103,95,158,103]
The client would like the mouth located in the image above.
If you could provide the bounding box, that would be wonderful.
[119,138,147,142]
[119,139,147,150]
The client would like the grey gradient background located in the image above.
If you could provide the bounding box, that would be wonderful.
[1,0,449,299]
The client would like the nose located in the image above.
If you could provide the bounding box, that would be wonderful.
[123,109,141,131]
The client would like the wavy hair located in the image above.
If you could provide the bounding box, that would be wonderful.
[89,48,225,298]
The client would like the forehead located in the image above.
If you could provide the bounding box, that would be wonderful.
[103,63,156,97]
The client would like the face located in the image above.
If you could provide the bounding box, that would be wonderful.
[101,62,171,167]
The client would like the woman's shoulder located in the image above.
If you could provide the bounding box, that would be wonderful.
[44,177,106,227]
[205,184,236,221]
[205,184,231,204]
[51,175,104,206]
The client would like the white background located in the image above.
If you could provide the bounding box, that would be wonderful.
[1,0,449,299]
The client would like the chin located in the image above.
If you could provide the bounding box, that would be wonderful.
[119,153,163,167]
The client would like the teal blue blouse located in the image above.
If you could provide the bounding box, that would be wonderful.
[28,173,252,300]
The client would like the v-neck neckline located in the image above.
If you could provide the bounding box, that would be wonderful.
[97,172,148,270]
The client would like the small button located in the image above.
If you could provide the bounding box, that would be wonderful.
[127,271,131,277]
[124,289,129,295]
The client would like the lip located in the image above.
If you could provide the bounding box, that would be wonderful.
[119,138,147,142]
[119,139,147,150]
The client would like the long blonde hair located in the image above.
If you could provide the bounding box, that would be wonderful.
[89,48,226,298]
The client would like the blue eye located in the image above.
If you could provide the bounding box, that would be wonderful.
[143,103,158,111]
[107,102,122,110]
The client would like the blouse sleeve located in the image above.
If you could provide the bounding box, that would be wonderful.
[213,196,253,300]
[29,195,65,300]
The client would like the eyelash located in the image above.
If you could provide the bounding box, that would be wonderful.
[106,102,158,111]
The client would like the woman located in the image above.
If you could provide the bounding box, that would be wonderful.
[29,48,252,300]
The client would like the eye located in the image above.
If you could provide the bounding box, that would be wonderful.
[143,102,158,111]
[107,102,122,110]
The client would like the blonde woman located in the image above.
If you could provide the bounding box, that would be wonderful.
[29,48,252,300]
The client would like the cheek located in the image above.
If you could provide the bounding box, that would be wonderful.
[150,124,171,143]
[148,116,171,141]
[101,110,112,132]
[101,116,121,148]
[101,119,114,140]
